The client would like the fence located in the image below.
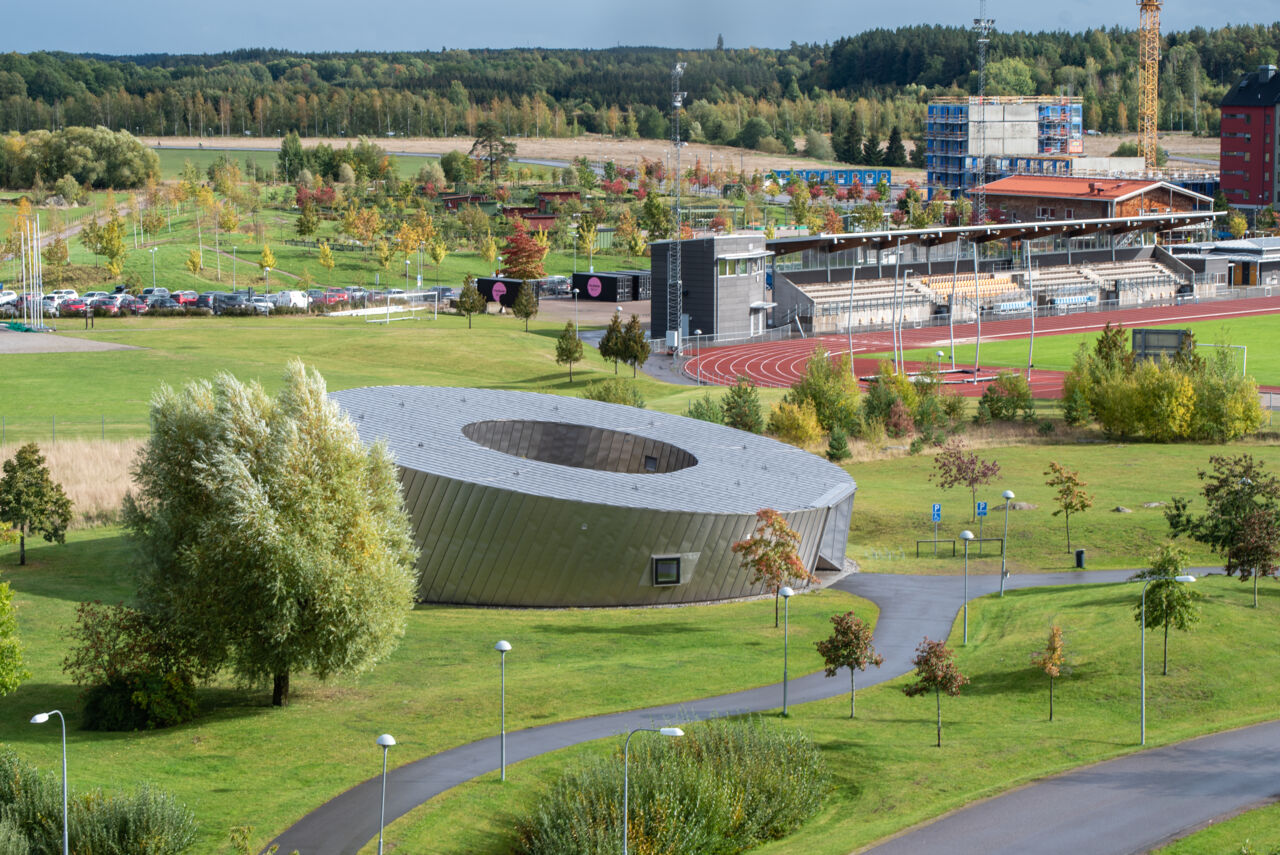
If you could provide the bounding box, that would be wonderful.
[0,416,150,445]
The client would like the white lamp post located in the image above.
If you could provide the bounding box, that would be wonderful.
[694,329,702,385]
[623,727,684,855]
[960,530,975,644]
[263,266,271,295]
[1139,575,1196,745]
[376,733,396,855]
[232,245,237,290]
[405,258,410,290]
[495,640,511,781]
[572,288,579,337]
[149,247,157,290]
[1000,489,1015,597]
[936,349,945,372]
[781,585,795,715]
[30,710,67,855]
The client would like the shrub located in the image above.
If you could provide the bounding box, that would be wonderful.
[885,398,914,438]
[1037,419,1055,436]
[785,347,860,432]
[685,392,724,424]
[767,400,822,446]
[579,378,645,408]
[826,426,852,462]
[82,671,198,731]
[722,376,764,434]
[941,391,967,425]
[513,718,828,855]
[978,371,1033,421]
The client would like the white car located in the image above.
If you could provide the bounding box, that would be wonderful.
[271,290,309,309]
[0,290,16,307]
[49,289,77,303]
[250,296,273,315]
[82,291,110,303]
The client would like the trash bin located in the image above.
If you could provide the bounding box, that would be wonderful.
[1074,549,1085,569]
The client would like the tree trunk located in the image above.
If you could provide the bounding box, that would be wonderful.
[850,671,857,719]
[1163,619,1170,676]
[774,591,779,628]
[935,688,942,747]
[18,530,25,567]
[1255,572,1260,608]
[272,672,290,706]
[1049,675,1054,722]
[1065,512,1071,554]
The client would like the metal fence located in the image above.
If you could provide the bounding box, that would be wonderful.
[0,416,149,445]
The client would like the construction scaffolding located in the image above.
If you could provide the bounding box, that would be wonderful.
[1137,0,1162,169]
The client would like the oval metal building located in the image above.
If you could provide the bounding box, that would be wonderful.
[330,387,856,607]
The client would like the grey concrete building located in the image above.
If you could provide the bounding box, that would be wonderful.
[330,386,856,607]
[650,234,773,342]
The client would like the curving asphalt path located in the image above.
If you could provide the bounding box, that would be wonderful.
[267,569,1142,854]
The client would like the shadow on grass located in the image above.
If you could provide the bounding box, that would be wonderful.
[534,621,713,637]
[2,530,138,604]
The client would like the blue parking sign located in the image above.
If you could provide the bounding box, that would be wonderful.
[977,501,988,518]
[931,503,941,522]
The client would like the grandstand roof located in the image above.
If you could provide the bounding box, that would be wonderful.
[979,176,1211,205]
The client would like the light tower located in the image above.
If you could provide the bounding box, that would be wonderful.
[666,62,687,348]
[972,0,995,224]
[1137,0,1162,170]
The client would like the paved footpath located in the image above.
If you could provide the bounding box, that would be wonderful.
[269,568,1257,855]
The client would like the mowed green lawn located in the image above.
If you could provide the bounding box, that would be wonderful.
[0,528,868,854]
[902,312,1275,384]
[845,442,1280,574]
[369,574,1280,854]
[1155,800,1280,854]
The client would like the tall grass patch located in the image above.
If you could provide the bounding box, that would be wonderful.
[514,718,828,855]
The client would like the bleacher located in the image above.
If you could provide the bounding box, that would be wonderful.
[1086,260,1178,288]
[795,277,934,332]
[921,272,1018,302]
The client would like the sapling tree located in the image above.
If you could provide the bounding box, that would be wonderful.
[902,637,968,747]
[0,443,73,566]
[815,611,883,718]
[597,312,625,374]
[554,321,583,381]
[732,509,816,627]
[457,274,486,329]
[1030,626,1065,721]
[1132,543,1203,674]
[1044,461,1094,553]
[931,439,1000,521]
[512,281,539,332]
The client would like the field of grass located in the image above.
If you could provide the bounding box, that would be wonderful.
[845,441,1280,573]
[375,574,1280,854]
[1156,800,1280,854]
[902,313,1274,384]
[0,528,868,853]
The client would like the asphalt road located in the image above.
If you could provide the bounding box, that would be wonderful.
[266,568,1140,855]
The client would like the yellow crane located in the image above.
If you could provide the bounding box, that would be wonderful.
[1138,0,1162,169]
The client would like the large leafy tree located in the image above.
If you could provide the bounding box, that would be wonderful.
[123,361,419,706]
[815,611,883,719]
[0,443,73,566]
[1167,454,1280,607]
[902,637,968,747]
[731,509,815,627]
[1131,544,1203,675]
[469,120,516,182]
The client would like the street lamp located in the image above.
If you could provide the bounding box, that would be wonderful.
[623,727,684,855]
[999,489,1015,597]
[960,530,975,644]
[149,247,157,291]
[495,640,511,781]
[376,733,396,855]
[1139,575,1196,745]
[936,349,945,373]
[263,266,271,295]
[572,288,579,337]
[232,245,237,290]
[30,710,67,855]
[405,259,411,290]
[694,329,702,385]
[781,585,795,715]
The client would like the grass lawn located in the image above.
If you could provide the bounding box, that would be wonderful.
[901,313,1273,384]
[0,527,867,854]
[374,574,1280,854]
[1155,800,1280,854]
[844,441,1280,574]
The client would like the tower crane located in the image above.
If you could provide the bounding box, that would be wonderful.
[1137,0,1162,169]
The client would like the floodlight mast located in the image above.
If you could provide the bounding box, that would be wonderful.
[667,62,687,347]
[972,1,995,226]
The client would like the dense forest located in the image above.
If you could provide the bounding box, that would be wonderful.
[0,23,1277,145]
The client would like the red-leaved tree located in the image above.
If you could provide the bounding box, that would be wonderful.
[732,509,816,627]
[902,637,969,747]
[500,217,547,284]
[931,439,1001,521]
[815,611,883,719]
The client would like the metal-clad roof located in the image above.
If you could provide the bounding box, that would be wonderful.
[331,386,855,515]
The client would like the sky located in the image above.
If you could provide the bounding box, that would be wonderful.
[2,0,1276,55]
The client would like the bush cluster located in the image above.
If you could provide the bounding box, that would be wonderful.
[579,378,645,408]
[514,718,828,855]
[976,371,1034,423]
[0,750,196,854]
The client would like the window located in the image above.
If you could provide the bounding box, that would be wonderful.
[1064,209,1074,219]
[653,557,681,586]
[644,455,658,472]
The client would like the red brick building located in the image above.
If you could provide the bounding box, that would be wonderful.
[978,175,1210,222]
[1219,65,1280,211]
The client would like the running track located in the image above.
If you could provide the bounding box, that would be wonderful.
[685,296,1280,393]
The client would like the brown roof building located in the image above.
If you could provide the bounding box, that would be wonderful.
[977,176,1211,222]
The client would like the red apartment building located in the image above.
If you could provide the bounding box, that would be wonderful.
[1220,64,1280,212]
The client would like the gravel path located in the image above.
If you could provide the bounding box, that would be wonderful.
[0,328,140,354]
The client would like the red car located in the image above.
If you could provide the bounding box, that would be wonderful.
[59,298,89,316]
[174,291,199,307]
[120,296,149,314]
[90,297,120,316]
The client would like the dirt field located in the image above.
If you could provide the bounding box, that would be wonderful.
[148,134,928,181]
[1083,131,1219,164]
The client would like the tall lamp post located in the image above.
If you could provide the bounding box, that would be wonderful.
[495,640,511,781]
[405,259,410,290]
[572,288,579,337]
[693,329,702,385]
[960,530,975,644]
[376,733,396,855]
[936,349,945,373]
[149,247,157,291]
[263,266,271,296]
[623,727,684,855]
[1139,575,1196,745]
[999,489,1015,597]
[232,245,237,290]
[781,585,795,715]
[30,710,67,855]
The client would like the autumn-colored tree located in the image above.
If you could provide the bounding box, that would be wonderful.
[185,248,203,274]
[931,439,1001,521]
[1030,626,1066,721]
[1132,543,1203,675]
[902,637,969,747]
[457,275,486,329]
[0,444,73,566]
[501,217,547,284]
[731,509,816,627]
[375,239,392,271]
[318,241,336,272]
[555,321,584,381]
[480,233,499,269]
[815,611,883,718]
[259,244,276,272]
[41,237,69,287]
[1044,461,1093,553]
[428,240,448,286]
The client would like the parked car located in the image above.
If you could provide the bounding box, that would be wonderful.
[140,287,171,301]
[119,296,149,314]
[249,296,273,315]
[59,298,89,316]
[81,291,110,303]
[212,293,248,314]
[41,295,61,316]
[0,290,16,307]
[271,290,309,309]
[541,276,571,295]
[195,291,223,311]
[149,296,182,310]
[49,289,77,303]
[90,296,120,315]
[174,290,199,307]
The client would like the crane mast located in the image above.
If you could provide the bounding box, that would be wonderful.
[1138,0,1162,169]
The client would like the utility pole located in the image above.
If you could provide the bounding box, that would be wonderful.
[666,62,687,348]
[972,0,995,225]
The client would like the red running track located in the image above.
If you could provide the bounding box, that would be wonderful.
[685,296,1280,396]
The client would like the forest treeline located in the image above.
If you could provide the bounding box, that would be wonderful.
[0,23,1277,144]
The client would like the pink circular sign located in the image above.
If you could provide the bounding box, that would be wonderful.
[587,276,602,298]
[491,282,507,301]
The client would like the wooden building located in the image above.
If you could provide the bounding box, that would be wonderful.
[977,176,1211,222]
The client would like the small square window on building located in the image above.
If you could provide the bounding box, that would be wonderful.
[653,557,681,586]
[644,455,658,472]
